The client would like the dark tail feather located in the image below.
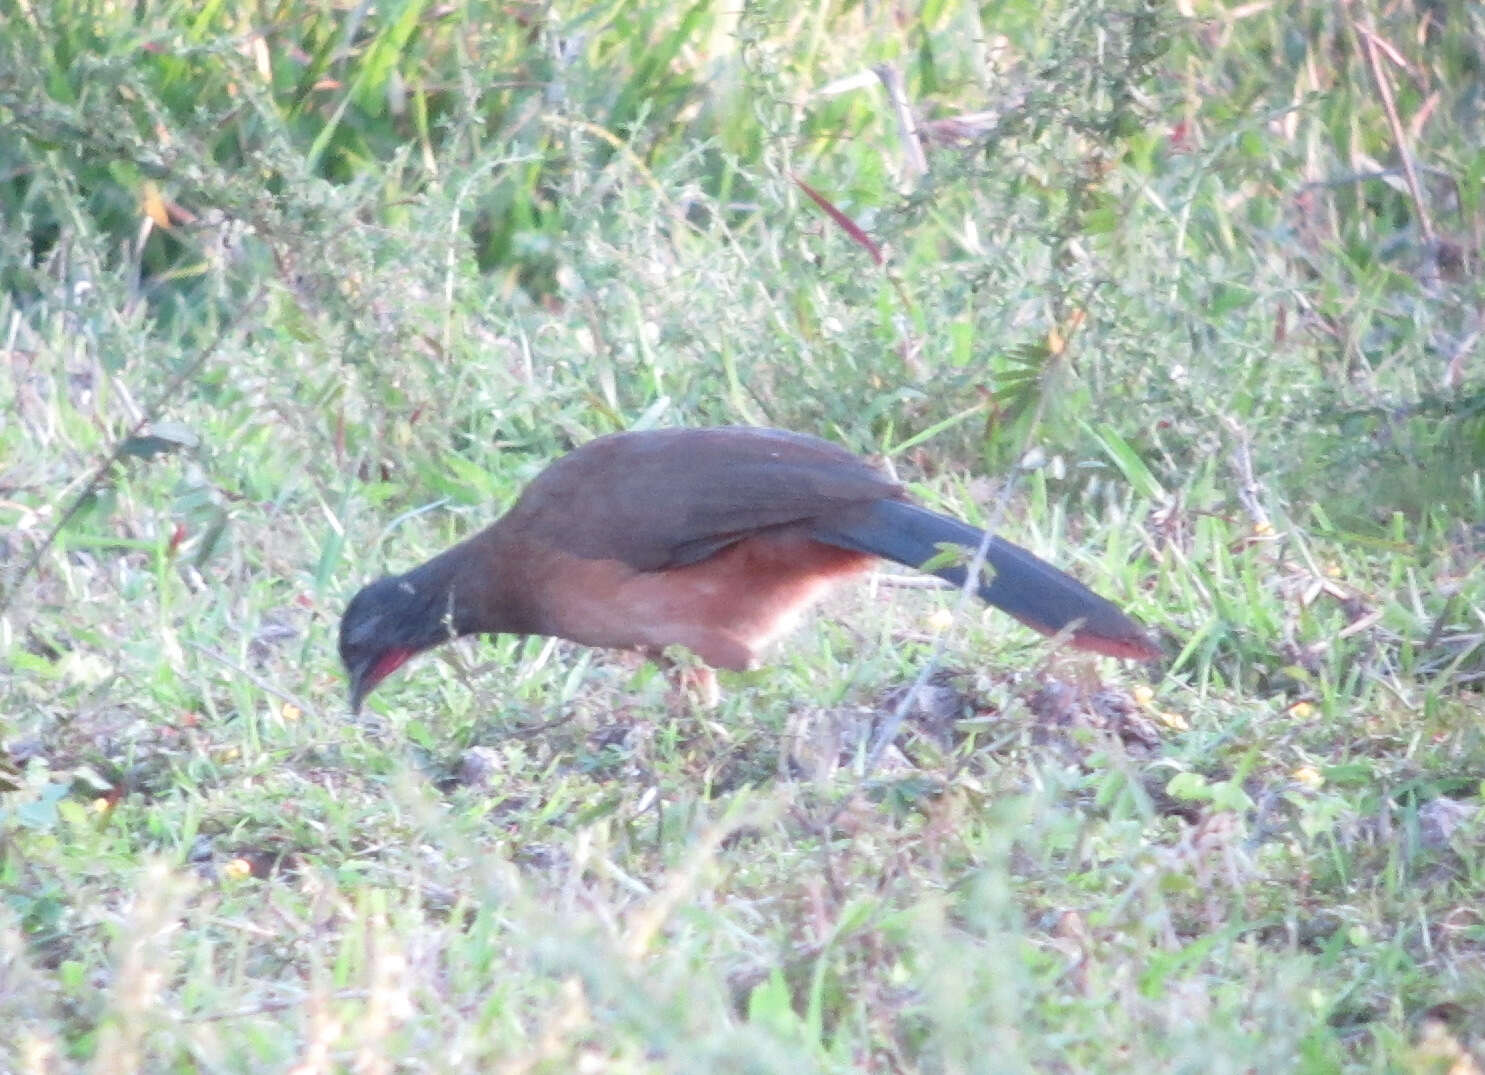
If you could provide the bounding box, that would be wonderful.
[811,499,1157,659]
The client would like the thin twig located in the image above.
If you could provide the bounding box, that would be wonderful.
[187,640,323,724]
[1350,12,1434,242]
[500,712,577,739]
[850,327,1081,793]
[1,288,266,614]
[860,472,1019,778]
[872,63,928,184]
[1220,416,1272,532]
[849,275,1096,792]
[873,573,954,590]
[194,990,369,1023]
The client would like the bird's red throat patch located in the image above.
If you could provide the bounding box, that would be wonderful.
[368,647,414,690]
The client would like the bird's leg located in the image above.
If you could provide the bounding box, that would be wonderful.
[638,645,723,710]
[672,662,721,711]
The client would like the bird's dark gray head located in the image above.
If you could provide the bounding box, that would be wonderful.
[339,574,456,713]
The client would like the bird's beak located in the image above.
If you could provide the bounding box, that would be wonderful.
[346,647,414,715]
[347,663,372,715]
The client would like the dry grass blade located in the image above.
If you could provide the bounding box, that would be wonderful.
[1346,9,1435,243]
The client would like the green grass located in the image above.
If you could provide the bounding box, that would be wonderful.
[3,0,1484,1070]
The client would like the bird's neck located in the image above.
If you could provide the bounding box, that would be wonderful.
[398,526,534,643]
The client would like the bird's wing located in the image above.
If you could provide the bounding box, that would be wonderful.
[508,427,900,571]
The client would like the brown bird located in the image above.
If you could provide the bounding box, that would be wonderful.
[340,427,1157,711]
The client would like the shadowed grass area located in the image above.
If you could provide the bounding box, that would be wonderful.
[2,0,1483,1069]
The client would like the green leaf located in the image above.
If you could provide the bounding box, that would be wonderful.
[351,0,431,117]
[1085,423,1167,501]
[918,545,966,573]
[1209,283,1255,317]
[14,782,70,830]
[1082,193,1122,234]
[1166,772,1210,801]
[1209,780,1254,813]
[405,720,436,751]
[747,970,798,1034]
[1320,763,1376,787]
